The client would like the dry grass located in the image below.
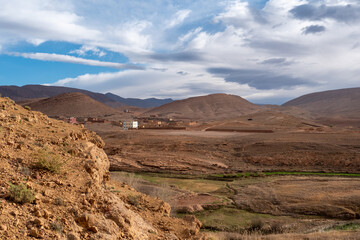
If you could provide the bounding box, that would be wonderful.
[33,149,64,173]
[8,183,35,204]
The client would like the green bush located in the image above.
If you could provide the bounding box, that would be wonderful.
[24,106,31,110]
[9,183,35,204]
[33,150,64,173]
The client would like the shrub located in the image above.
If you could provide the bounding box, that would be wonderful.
[8,183,35,204]
[127,194,141,208]
[249,218,264,231]
[270,220,284,234]
[50,220,64,233]
[33,150,64,173]
[24,106,31,110]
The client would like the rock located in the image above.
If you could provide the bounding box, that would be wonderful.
[29,228,44,238]
[159,202,171,216]
[182,215,202,235]
[192,204,204,212]
[43,210,50,219]
[89,226,98,233]
[10,210,18,217]
[76,214,96,229]
[0,225,7,231]
[34,193,42,203]
[34,210,42,217]
[67,232,80,240]
[33,218,44,227]
[33,172,41,180]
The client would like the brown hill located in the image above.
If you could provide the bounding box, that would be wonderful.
[143,93,262,120]
[22,92,120,117]
[283,87,360,118]
[0,96,203,239]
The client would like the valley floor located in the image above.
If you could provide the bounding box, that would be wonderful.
[111,172,360,239]
[86,122,360,239]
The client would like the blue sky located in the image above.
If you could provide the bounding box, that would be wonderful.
[0,0,359,104]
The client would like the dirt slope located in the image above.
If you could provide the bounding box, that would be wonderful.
[143,93,262,120]
[22,92,121,117]
[0,97,203,239]
[283,87,360,118]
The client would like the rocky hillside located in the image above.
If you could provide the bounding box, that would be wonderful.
[0,97,203,239]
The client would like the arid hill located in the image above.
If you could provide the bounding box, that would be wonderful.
[143,93,262,120]
[0,96,203,239]
[283,87,360,118]
[21,92,121,118]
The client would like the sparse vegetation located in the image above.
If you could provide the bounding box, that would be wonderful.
[328,223,360,231]
[249,218,264,232]
[186,206,281,232]
[127,194,141,208]
[50,219,64,233]
[8,183,35,204]
[33,149,64,173]
[24,105,31,110]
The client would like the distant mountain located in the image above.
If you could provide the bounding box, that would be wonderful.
[105,93,173,108]
[283,87,360,118]
[0,85,172,108]
[0,85,115,104]
[22,92,120,117]
[143,93,262,120]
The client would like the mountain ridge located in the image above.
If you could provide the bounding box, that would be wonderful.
[0,85,173,108]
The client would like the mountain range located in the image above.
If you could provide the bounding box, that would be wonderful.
[1,84,360,125]
[0,85,173,108]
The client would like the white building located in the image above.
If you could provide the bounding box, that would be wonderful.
[123,121,138,130]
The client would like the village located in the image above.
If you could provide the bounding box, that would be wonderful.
[49,115,193,130]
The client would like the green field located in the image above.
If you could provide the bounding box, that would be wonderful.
[112,171,360,234]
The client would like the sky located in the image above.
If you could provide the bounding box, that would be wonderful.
[0,0,359,104]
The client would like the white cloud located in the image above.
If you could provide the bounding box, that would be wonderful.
[51,64,253,99]
[0,0,100,44]
[8,52,143,69]
[108,21,153,51]
[214,1,255,28]
[167,9,192,28]
[1,0,360,103]
[70,45,106,57]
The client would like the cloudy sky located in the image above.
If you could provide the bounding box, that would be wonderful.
[0,0,359,104]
